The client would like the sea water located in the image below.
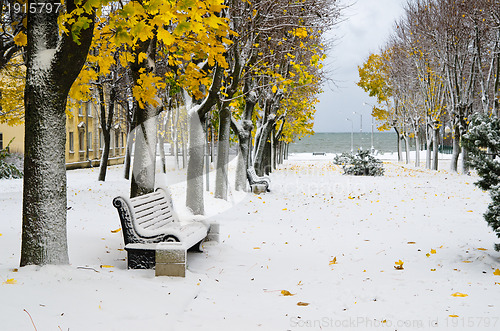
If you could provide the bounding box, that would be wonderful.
[288,132,398,154]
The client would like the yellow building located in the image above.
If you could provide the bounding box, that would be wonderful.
[0,101,128,169]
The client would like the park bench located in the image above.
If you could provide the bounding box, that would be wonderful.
[113,187,219,277]
[247,167,271,194]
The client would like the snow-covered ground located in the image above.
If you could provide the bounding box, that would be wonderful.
[1,154,499,330]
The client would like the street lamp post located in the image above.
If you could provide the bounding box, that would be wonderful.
[362,102,375,154]
[346,118,353,153]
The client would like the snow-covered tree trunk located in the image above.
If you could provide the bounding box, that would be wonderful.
[186,110,206,214]
[215,106,231,200]
[98,84,115,182]
[461,145,470,174]
[432,127,439,171]
[403,135,410,164]
[450,128,461,173]
[124,128,135,180]
[158,132,166,173]
[234,119,253,191]
[20,1,94,266]
[415,133,420,167]
[130,107,158,198]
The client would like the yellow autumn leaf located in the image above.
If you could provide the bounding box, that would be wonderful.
[253,247,260,250]
[13,32,27,46]
[100,265,114,268]
[477,248,487,251]
[449,315,459,318]
[451,292,468,297]
[297,302,309,306]
[394,260,404,270]
[0,233,2,236]
[111,228,121,233]
[430,249,436,254]
[329,257,337,265]
[281,290,295,296]
[272,85,278,93]
[493,269,500,276]
[3,278,17,285]
[462,261,472,263]
[407,241,416,244]
[426,253,430,257]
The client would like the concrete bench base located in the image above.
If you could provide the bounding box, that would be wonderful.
[251,184,268,194]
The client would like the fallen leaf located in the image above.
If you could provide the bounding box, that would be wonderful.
[111,228,121,233]
[100,265,114,268]
[451,292,468,297]
[394,260,404,270]
[449,315,459,318]
[462,261,472,263]
[3,279,17,285]
[431,269,436,271]
[253,247,261,250]
[407,242,416,244]
[282,208,287,211]
[426,253,430,257]
[0,233,2,236]
[329,257,337,265]
[477,248,487,251]
[431,249,436,254]
[297,302,309,306]
[466,210,473,212]
[281,290,295,296]
[493,269,500,276]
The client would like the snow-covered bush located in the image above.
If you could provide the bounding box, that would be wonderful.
[462,113,500,250]
[0,146,23,179]
[333,150,384,176]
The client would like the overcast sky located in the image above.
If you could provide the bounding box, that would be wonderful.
[313,0,406,133]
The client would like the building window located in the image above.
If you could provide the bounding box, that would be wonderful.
[88,131,93,151]
[69,132,74,152]
[115,131,119,149]
[121,132,124,148]
[0,132,3,150]
[79,130,85,151]
[86,102,92,117]
[79,104,84,117]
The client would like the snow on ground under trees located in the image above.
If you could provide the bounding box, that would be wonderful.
[1,154,499,330]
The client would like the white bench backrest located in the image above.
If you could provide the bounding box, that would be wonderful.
[130,189,178,231]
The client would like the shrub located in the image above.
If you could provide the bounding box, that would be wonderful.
[0,142,23,179]
[462,113,500,250]
[333,150,384,176]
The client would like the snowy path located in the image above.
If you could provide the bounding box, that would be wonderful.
[1,159,499,330]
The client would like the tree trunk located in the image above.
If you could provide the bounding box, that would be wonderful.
[215,106,231,200]
[404,135,410,164]
[124,128,135,180]
[21,0,94,266]
[461,145,470,174]
[158,133,166,173]
[394,128,402,161]
[415,133,420,167]
[98,84,115,182]
[130,107,158,198]
[450,129,461,173]
[432,127,439,171]
[186,112,206,214]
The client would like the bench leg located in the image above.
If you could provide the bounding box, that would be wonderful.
[155,243,186,277]
[206,222,220,243]
[127,247,155,269]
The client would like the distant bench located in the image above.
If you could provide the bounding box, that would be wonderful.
[113,187,219,277]
[247,167,271,193]
[312,152,326,156]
